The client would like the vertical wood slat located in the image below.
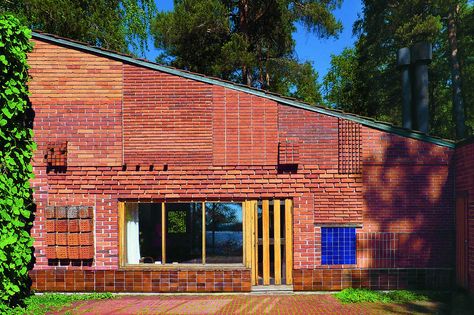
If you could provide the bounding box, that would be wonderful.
[253,201,259,285]
[118,202,125,266]
[285,199,293,284]
[262,200,270,285]
[273,200,281,285]
[242,201,246,267]
[243,201,252,268]
[247,201,253,268]
[202,202,206,264]
[162,203,166,264]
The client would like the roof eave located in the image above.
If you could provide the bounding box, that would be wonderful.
[31,32,456,149]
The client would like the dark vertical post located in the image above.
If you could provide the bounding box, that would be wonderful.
[397,47,412,129]
[411,42,432,133]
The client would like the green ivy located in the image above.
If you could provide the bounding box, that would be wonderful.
[0,15,36,307]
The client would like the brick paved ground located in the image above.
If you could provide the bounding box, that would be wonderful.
[57,294,447,315]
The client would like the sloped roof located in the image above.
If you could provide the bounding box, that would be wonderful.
[31,31,455,148]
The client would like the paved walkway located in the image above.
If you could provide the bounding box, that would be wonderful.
[60,294,446,315]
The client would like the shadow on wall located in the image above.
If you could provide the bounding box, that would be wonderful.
[360,134,454,270]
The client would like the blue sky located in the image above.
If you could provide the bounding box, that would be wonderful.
[146,0,363,82]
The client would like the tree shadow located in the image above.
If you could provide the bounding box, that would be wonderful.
[361,134,454,287]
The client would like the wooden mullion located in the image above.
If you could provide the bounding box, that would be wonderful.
[244,201,252,268]
[274,199,281,285]
[252,201,258,285]
[285,199,293,284]
[118,202,125,266]
[162,202,166,264]
[263,200,270,285]
[242,201,246,266]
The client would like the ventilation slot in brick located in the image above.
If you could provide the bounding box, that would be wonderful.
[338,119,361,174]
[45,142,67,172]
[278,139,299,173]
[45,206,94,265]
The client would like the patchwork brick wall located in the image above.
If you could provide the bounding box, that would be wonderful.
[28,37,455,292]
[455,140,474,293]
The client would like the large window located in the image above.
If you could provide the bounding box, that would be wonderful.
[123,202,243,265]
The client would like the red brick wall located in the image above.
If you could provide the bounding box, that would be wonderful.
[28,38,455,292]
[212,86,278,165]
[455,141,474,293]
[123,65,213,165]
[28,40,123,168]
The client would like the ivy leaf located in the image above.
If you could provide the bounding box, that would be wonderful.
[1,107,13,119]
[0,235,17,249]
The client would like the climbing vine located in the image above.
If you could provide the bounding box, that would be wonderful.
[0,15,36,307]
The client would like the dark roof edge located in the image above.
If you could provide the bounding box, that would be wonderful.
[31,32,455,149]
[456,136,474,148]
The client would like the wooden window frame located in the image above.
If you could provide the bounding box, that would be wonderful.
[118,201,246,269]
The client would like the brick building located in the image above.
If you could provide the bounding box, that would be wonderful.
[27,32,469,293]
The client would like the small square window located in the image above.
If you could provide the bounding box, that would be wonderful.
[321,227,356,265]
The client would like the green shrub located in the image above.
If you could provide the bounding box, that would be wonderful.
[335,288,429,304]
[0,293,114,315]
[0,14,36,307]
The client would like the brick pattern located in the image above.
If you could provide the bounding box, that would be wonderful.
[212,86,278,166]
[338,119,361,174]
[123,65,213,166]
[357,232,398,268]
[29,269,251,292]
[29,39,123,167]
[278,139,300,165]
[45,142,67,170]
[455,141,474,293]
[352,231,453,269]
[293,268,452,291]
[44,206,94,260]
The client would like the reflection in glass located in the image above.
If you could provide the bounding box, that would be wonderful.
[205,203,243,263]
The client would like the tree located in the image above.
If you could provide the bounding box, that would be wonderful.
[152,0,343,103]
[322,47,358,110]
[324,0,474,139]
[458,3,474,135]
[447,1,466,138]
[0,0,157,55]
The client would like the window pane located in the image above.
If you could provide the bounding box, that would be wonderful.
[205,203,243,264]
[166,203,202,264]
[124,203,162,264]
[137,203,162,264]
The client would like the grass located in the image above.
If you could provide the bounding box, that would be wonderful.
[0,292,113,315]
[335,288,432,304]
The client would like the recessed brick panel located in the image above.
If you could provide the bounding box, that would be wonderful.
[212,88,278,165]
[123,65,213,166]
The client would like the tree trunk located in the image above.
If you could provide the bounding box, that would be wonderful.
[447,3,466,139]
[239,0,252,86]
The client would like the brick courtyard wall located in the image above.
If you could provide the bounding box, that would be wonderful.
[28,38,455,292]
[455,140,474,293]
